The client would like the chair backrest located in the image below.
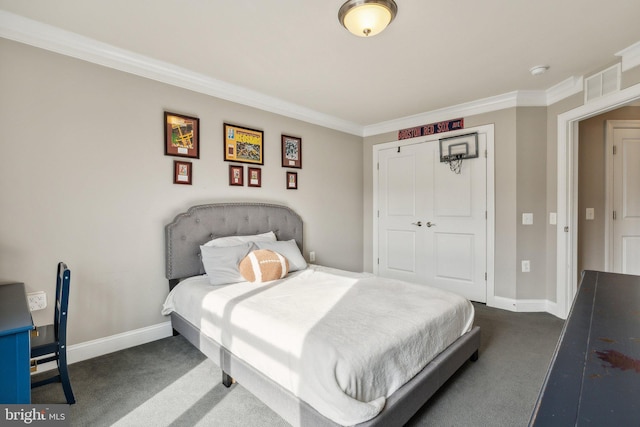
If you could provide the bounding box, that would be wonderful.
[54,262,71,345]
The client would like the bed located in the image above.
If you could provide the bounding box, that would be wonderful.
[163,202,480,427]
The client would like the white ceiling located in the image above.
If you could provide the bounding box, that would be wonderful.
[1,0,640,130]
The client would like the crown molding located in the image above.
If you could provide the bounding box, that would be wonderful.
[363,76,586,137]
[616,40,640,72]
[0,10,363,136]
[546,75,584,105]
[363,91,520,137]
[0,10,604,138]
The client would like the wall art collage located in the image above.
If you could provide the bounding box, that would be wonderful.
[164,112,302,189]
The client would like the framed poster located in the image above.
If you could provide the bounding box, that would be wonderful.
[223,123,264,165]
[173,160,192,185]
[165,112,199,158]
[281,135,302,168]
[248,167,262,187]
[229,165,244,186]
[286,171,298,190]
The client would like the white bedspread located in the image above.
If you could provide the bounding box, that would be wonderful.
[162,265,474,426]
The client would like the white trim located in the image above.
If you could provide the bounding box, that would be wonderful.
[372,124,495,306]
[0,10,362,137]
[31,321,173,373]
[547,76,584,106]
[491,296,558,314]
[0,10,598,139]
[365,92,527,137]
[485,125,496,309]
[363,77,583,137]
[616,40,640,72]
[556,82,640,320]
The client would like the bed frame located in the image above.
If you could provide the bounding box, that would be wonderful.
[165,202,480,427]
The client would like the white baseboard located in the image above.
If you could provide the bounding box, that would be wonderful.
[489,296,560,317]
[32,321,173,374]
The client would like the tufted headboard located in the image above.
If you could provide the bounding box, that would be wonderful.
[165,203,303,288]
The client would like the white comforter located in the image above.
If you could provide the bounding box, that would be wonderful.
[162,265,474,426]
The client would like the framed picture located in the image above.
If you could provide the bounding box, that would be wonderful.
[286,171,298,190]
[281,135,302,168]
[173,160,192,185]
[229,165,244,186]
[223,123,264,165]
[165,112,199,158]
[248,167,262,187]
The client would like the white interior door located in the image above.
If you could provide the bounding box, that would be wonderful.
[378,134,487,302]
[607,121,640,275]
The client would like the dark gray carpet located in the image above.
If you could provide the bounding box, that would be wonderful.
[32,303,564,426]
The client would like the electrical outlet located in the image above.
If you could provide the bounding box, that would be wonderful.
[27,291,47,311]
[522,260,531,273]
[309,251,316,262]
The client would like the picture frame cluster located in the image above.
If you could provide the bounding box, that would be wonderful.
[164,112,301,189]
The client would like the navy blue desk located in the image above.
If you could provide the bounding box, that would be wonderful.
[0,282,34,404]
[530,271,640,425]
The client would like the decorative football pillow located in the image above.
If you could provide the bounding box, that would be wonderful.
[239,249,289,283]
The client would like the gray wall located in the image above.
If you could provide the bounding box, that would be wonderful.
[515,108,548,299]
[0,39,364,345]
[577,106,640,274]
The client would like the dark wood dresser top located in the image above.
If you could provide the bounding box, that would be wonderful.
[530,270,640,426]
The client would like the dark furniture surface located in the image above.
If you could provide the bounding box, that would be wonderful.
[530,270,640,426]
[30,262,75,404]
[0,282,34,404]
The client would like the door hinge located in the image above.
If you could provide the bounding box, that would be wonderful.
[613,211,617,220]
[377,258,379,265]
[484,272,487,280]
[564,226,569,232]
[613,145,617,155]
[484,149,487,158]
[377,162,379,170]
[377,210,380,218]
[485,210,487,219]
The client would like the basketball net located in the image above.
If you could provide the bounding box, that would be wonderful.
[445,155,464,174]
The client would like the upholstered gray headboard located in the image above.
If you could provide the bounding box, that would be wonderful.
[165,203,303,285]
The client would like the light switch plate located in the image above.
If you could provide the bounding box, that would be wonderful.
[586,208,595,220]
[522,213,534,225]
[549,212,557,225]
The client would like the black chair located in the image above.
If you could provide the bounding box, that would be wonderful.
[30,262,75,404]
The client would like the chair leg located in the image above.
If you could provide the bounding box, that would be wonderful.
[58,348,76,404]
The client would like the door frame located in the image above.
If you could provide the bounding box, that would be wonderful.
[557,84,640,319]
[604,120,640,270]
[372,124,495,306]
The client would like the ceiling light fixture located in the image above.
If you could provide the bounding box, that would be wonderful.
[338,0,398,37]
[530,65,550,76]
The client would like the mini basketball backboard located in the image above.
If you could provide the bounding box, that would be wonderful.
[439,132,479,173]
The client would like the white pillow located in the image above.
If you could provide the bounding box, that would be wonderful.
[255,239,308,272]
[203,231,276,248]
[200,242,256,285]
